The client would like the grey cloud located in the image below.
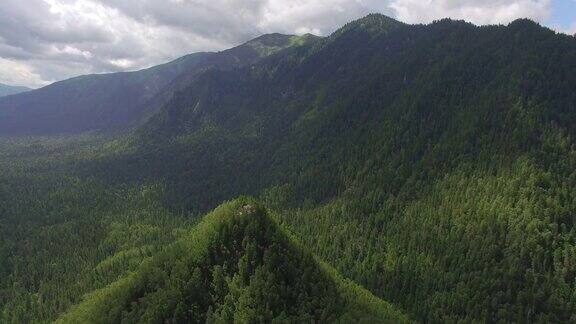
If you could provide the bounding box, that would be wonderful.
[390,0,551,25]
[0,0,111,48]
[97,0,266,42]
[0,0,392,87]
[0,0,564,88]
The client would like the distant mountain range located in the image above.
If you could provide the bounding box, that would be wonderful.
[0,33,318,135]
[0,83,30,98]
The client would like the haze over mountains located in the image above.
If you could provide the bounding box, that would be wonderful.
[0,83,30,98]
[1,14,576,323]
[0,33,317,135]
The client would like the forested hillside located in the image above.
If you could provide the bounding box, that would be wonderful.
[57,198,408,323]
[0,137,407,323]
[0,33,317,135]
[1,13,576,323]
[0,136,194,322]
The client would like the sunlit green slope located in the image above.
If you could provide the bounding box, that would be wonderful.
[58,198,407,323]
[57,198,409,323]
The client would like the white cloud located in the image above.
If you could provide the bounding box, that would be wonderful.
[0,0,231,87]
[0,0,563,88]
[548,22,576,36]
[255,0,392,35]
[0,57,47,88]
[563,22,576,35]
[389,0,551,25]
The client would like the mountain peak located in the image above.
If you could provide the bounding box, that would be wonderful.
[347,13,404,29]
[332,13,403,38]
[242,33,320,57]
[507,17,547,32]
[57,198,409,323]
[358,13,401,24]
[246,33,294,46]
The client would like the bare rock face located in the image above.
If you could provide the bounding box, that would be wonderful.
[239,204,256,215]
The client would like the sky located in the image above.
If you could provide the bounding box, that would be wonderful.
[0,0,574,88]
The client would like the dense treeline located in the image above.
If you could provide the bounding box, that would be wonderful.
[275,153,576,322]
[57,198,408,323]
[100,14,575,321]
[0,137,407,323]
[2,13,576,323]
[0,136,194,322]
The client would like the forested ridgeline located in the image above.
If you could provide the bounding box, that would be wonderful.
[56,198,409,323]
[0,137,408,323]
[64,14,576,321]
[0,136,194,322]
[0,34,318,135]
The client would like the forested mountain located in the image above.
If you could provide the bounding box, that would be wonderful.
[1,13,576,323]
[0,33,317,135]
[0,83,30,97]
[57,198,408,323]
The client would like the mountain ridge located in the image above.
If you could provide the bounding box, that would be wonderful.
[95,13,576,322]
[0,83,31,98]
[56,198,409,323]
[0,33,318,135]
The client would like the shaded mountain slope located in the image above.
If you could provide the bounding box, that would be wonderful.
[123,14,576,213]
[0,83,30,98]
[0,34,318,135]
[0,52,211,135]
[56,198,409,323]
[81,14,576,322]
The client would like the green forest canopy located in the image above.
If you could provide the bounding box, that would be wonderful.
[1,14,576,323]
